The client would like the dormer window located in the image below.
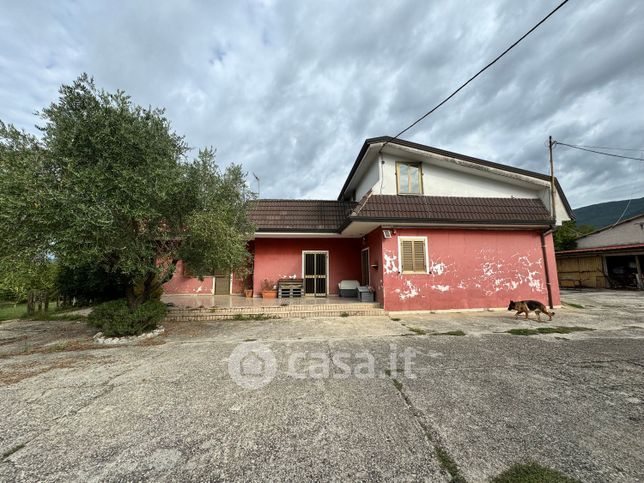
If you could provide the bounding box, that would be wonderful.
[396,162,423,194]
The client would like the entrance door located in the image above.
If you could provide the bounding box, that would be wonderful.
[214,271,231,295]
[303,252,328,297]
[361,248,370,286]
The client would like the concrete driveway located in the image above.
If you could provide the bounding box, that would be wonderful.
[0,289,643,481]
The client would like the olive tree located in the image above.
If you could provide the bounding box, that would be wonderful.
[0,74,254,309]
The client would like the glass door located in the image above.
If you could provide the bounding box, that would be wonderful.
[303,252,327,297]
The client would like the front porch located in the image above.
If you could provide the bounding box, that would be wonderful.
[163,294,385,320]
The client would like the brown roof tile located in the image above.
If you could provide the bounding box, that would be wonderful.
[351,195,552,224]
[249,200,357,232]
[249,196,552,233]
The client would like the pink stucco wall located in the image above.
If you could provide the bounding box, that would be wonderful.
[379,228,560,312]
[252,238,362,295]
[163,260,215,295]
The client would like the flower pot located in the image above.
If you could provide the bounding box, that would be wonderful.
[244,289,253,298]
[261,290,277,299]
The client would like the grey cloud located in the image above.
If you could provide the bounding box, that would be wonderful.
[1,0,642,208]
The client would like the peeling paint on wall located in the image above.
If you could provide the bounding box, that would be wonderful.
[395,280,420,300]
[384,253,398,274]
[431,284,450,292]
[429,260,447,275]
[380,228,560,311]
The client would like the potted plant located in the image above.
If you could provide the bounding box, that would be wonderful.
[244,280,253,299]
[261,279,277,299]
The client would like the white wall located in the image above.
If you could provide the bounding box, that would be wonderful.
[348,150,570,225]
[355,158,380,201]
[577,215,644,249]
[373,153,540,199]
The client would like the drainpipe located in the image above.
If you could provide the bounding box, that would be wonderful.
[541,227,555,309]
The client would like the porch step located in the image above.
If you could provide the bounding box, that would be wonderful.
[166,303,386,321]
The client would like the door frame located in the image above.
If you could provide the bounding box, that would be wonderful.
[301,250,330,296]
[361,247,370,286]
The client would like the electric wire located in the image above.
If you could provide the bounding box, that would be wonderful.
[379,0,571,152]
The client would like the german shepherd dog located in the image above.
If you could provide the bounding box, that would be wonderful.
[507,300,554,321]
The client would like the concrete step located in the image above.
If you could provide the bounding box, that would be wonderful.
[166,303,386,321]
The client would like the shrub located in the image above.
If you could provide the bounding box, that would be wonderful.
[88,299,166,337]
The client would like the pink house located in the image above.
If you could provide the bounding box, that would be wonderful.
[164,137,573,312]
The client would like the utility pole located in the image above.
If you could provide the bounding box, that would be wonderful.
[548,136,556,220]
[252,172,260,198]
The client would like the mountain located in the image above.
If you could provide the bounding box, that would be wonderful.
[573,196,644,229]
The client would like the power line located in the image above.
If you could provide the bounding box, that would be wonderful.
[566,144,644,153]
[380,0,571,152]
[554,142,644,161]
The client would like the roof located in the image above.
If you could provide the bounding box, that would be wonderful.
[249,196,552,233]
[350,195,552,225]
[575,213,644,240]
[249,199,356,232]
[337,136,575,220]
[556,243,644,256]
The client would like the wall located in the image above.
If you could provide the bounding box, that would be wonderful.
[252,238,362,295]
[355,157,380,201]
[347,149,570,225]
[163,260,214,295]
[364,229,384,303]
[577,215,644,249]
[556,255,606,288]
[379,228,560,311]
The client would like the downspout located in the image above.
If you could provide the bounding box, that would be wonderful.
[541,227,555,309]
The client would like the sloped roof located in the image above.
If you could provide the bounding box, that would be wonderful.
[338,136,575,220]
[249,196,552,233]
[249,199,357,232]
[350,195,552,225]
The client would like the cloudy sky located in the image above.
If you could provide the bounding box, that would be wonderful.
[1,0,642,208]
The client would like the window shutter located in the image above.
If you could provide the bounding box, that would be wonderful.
[401,240,414,272]
[413,240,426,272]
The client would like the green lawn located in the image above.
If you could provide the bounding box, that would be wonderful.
[0,303,27,321]
[0,301,71,322]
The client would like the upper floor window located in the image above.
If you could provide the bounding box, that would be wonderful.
[396,162,423,194]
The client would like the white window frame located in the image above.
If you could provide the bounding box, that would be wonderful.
[301,250,330,295]
[398,236,429,274]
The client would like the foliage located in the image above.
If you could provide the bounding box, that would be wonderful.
[261,279,276,291]
[574,196,644,229]
[553,221,595,251]
[55,263,129,305]
[0,256,57,304]
[88,299,166,337]
[492,461,580,482]
[0,74,254,309]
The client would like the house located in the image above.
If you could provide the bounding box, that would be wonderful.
[556,213,644,290]
[164,137,573,312]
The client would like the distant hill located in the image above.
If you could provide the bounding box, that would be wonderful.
[573,196,644,229]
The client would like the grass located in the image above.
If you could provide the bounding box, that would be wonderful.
[0,301,88,322]
[429,330,466,336]
[390,317,401,321]
[406,326,426,335]
[563,302,585,309]
[492,461,580,482]
[506,326,593,336]
[391,377,403,392]
[339,312,350,317]
[2,442,25,459]
[0,303,27,321]
[231,313,276,321]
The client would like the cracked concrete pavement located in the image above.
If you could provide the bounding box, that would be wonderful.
[0,289,643,481]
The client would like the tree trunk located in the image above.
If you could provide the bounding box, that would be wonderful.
[125,284,139,311]
[44,292,49,312]
[27,290,35,316]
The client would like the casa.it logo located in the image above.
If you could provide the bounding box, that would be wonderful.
[228,342,277,390]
